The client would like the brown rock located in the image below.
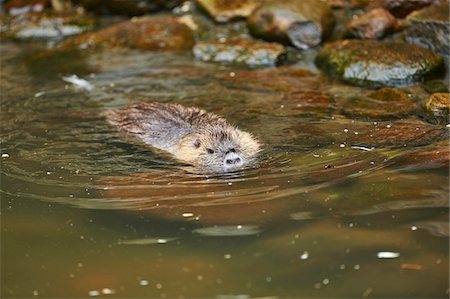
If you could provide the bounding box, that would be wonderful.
[192,37,286,66]
[369,0,439,18]
[247,0,335,50]
[346,8,399,39]
[196,0,261,23]
[61,16,194,51]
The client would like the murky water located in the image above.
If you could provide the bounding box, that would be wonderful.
[1,42,449,298]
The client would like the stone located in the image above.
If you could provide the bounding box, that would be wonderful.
[369,0,439,18]
[345,8,399,39]
[341,88,417,120]
[0,12,95,40]
[4,0,48,15]
[425,92,450,116]
[315,40,444,87]
[72,0,184,16]
[404,1,449,57]
[196,0,261,23]
[192,37,286,66]
[61,16,194,51]
[247,0,335,50]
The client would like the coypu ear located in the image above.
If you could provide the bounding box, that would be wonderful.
[193,139,201,148]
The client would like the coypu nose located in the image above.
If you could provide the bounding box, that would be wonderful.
[224,152,243,169]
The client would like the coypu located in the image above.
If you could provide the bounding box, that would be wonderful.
[104,102,261,173]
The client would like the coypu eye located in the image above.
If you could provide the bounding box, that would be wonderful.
[193,139,201,148]
[207,148,214,154]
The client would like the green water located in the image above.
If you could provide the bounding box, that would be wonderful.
[1,42,448,298]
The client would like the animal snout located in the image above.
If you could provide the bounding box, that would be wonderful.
[224,152,243,169]
[226,157,241,165]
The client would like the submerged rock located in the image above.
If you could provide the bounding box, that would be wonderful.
[345,8,398,39]
[247,0,334,50]
[193,37,286,66]
[315,40,444,87]
[389,142,449,171]
[196,0,261,23]
[61,16,194,51]
[404,1,449,57]
[0,12,94,40]
[342,88,417,119]
[292,118,448,148]
[369,0,439,18]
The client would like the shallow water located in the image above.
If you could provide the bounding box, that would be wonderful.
[1,42,449,298]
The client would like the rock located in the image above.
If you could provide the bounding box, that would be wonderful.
[220,66,317,93]
[369,0,439,18]
[315,40,444,87]
[247,0,335,50]
[345,8,399,39]
[193,37,286,66]
[341,88,417,120]
[425,93,450,113]
[196,0,261,23]
[246,90,334,117]
[61,16,194,51]
[4,0,48,15]
[422,80,450,94]
[0,12,95,40]
[404,1,449,57]
[72,0,184,16]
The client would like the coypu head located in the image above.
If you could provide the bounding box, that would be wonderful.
[175,124,261,173]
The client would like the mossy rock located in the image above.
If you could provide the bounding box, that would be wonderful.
[316,40,444,87]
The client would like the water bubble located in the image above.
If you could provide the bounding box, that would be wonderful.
[88,290,100,297]
[322,278,329,285]
[224,254,232,259]
[139,279,149,286]
[377,251,400,259]
[182,212,194,217]
[101,288,115,295]
[300,251,309,260]
[1,153,10,158]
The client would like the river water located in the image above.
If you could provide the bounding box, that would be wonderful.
[1,41,448,298]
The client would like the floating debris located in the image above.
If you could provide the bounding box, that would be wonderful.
[377,251,400,259]
[62,75,94,91]
[118,238,176,245]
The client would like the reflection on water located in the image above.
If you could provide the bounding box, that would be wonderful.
[1,42,448,298]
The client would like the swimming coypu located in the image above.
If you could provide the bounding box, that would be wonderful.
[104,102,261,173]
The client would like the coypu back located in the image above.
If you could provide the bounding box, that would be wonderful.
[104,102,261,173]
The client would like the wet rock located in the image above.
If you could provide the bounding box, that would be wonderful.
[220,66,317,93]
[0,12,95,40]
[72,0,183,16]
[193,37,286,66]
[4,0,48,15]
[425,93,450,113]
[369,0,439,18]
[342,88,417,120]
[404,1,449,57]
[247,0,335,50]
[345,8,399,39]
[389,142,449,171]
[196,0,261,23]
[422,80,450,94]
[61,16,194,51]
[247,90,334,117]
[315,40,444,87]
